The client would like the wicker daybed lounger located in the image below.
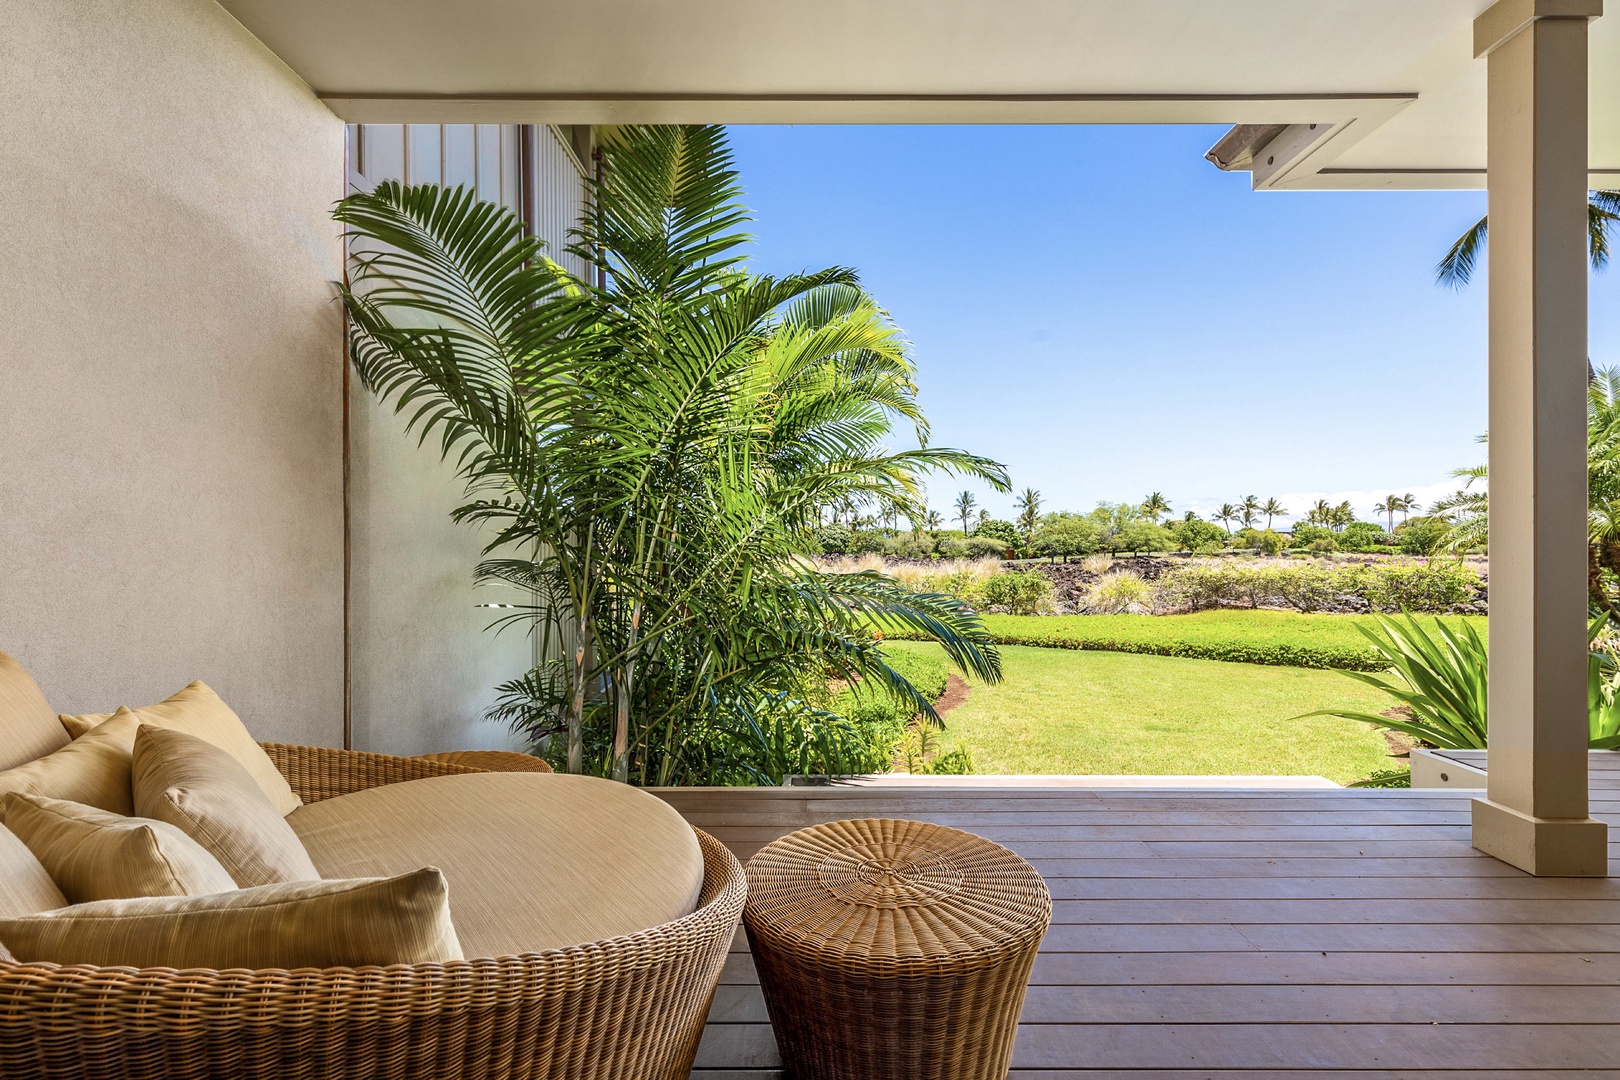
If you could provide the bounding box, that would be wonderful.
[0,744,747,1080]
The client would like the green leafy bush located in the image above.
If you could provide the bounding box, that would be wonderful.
[1171,518,1227,552]
[925,744,975,775]
[963,535,1011,559]
[973,518,1021,550]
[813,523,854,554]
[1157,560,1480,614]
[1339,521,1393,552]
[1309,536,1339,553]
[973,569,1053,615]
[1086,571,1154,613]
[1397,516,1451,555]
[1254,529,1287,556]
[1290,523,1335,547]
[885,610,1490,671]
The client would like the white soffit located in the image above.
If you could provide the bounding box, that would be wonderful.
[215,0,1620,190]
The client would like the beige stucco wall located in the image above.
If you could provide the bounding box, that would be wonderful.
[0,0,346,745]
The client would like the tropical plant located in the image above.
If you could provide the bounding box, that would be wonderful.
[1239,495,1260,529]
[1142,491,1170,524]
[1374,495,1402,533]
[1261,497,1286,529]
[1295,614,1488,748]
[336,124,1008,786]
[1215,503,1238,534]
[972,517,1021,552]
[1014,487,1043,539]
[1436,189,1620,286]
[954,491,978,536]
[974,569,1054,615]
[1300,613,1620,752]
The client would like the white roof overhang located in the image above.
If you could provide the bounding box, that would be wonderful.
[215,0,1620,190]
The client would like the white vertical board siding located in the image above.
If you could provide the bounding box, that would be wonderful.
[341,124,585,755]
[532,126,591,281]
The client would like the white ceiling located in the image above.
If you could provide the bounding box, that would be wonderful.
[217,0,1620,189]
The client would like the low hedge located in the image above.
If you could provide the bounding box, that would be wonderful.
[886,611,1488,672]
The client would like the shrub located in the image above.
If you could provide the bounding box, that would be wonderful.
[1086,571,1154,613]
[1345,560,1480,611]
[888,534,936,559]
[963,535,1010,559]
[813,523,854,554]
[1254,529,1287,556]
[973,518,1021,550]
[1171,518,1227,552]
[1290,523,1334,547]
[1339,521,1392,552]
[974,569,1053,615]
[1398,516,1451,555]
[925,744,975,775]
[848,529,888,554]
[1157,560,1480,614]
[1308,536,1339,553]
[1231,527,1263,550]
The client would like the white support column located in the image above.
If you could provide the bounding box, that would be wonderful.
[1471,0,1608,876]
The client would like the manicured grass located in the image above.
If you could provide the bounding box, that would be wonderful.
[955,610,1488,671]
[884,641,1401,784]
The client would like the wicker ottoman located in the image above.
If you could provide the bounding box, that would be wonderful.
[743,818,1051,1080]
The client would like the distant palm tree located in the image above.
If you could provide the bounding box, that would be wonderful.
[923,509,944,534]
[1308,498,1332,527]
[1239,495,1260,530]
[1437,190,1620,286]
[1331,500,1355,531]
[1400,493,1420,524]
[1014,487,1042,538]
[954,491,978,535]
[1374,494,1402,532]
[1142,491,1170,524]
[1261,497,1286,529]
[1215,503,1238,534]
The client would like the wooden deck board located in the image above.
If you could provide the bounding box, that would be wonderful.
[663,765,1620,1077]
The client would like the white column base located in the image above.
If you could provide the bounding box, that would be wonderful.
[1472,797,1609,876]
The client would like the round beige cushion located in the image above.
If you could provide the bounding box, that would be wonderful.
[288,772,705,957]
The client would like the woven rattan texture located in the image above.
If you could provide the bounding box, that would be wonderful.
[419,750,554,774]
[0,744,746,1080]
[744,817,1050,1080]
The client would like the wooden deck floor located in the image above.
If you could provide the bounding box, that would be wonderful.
[658,756,1620,1078]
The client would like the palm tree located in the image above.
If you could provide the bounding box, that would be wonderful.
[1331,500,1355,531]
[1374,495,1402,533]
[1215,503,1238,534]
[1239,495,1260,530]
[1401,493,1420,524]
[1142,491,1170,524]
[1437,190,1620,286]
[954,490,978,535]
[1307,498,1332,527]
[923,509,944,534]
[1014,487,1042,539]
[337,124,1007,784]
[1261,497,1286,529]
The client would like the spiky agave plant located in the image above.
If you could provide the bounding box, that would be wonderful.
[337,125,1007,785]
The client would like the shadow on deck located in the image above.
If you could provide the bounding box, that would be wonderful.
[657,756,1620,1078]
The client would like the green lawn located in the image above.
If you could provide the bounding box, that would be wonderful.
[885,640,1401,784]
[965,610,1487,671]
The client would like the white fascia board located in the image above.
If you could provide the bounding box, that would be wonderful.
[318,93,1419,127]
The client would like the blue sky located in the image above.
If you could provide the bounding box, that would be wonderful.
[727,124,1620,527]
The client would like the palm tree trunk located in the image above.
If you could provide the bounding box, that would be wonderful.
[568,616,592,775]
[612,601,642,783]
